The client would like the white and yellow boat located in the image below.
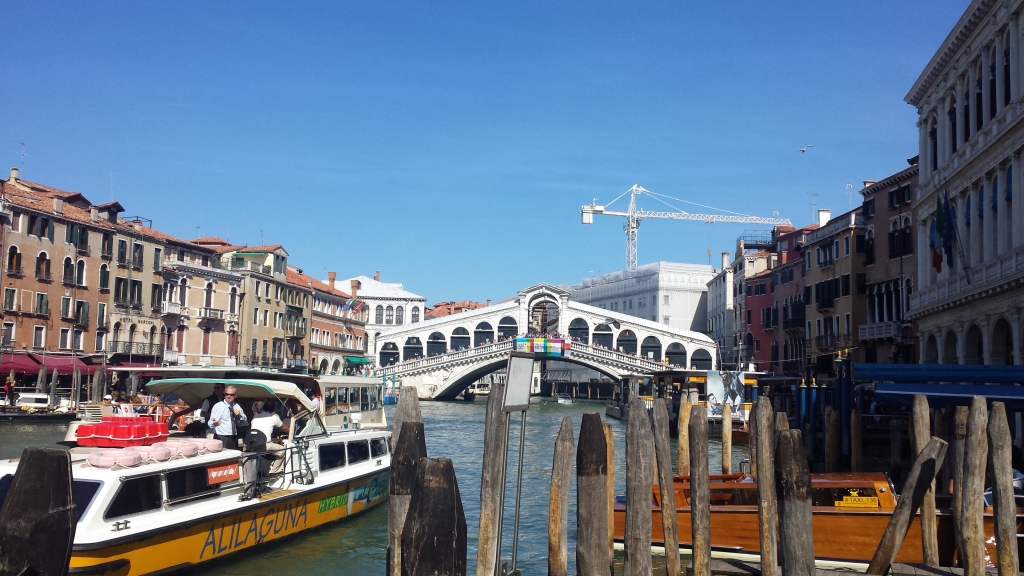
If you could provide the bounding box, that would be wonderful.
[0,375,391,575]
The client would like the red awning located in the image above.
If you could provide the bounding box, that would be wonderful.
[29,354,97,375]
[0,353,41,374]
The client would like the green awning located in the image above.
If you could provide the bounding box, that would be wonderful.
[345,356,372,365]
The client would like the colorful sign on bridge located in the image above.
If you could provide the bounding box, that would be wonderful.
[514,337,569,356]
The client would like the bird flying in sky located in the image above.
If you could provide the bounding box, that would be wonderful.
[797,145,814,153]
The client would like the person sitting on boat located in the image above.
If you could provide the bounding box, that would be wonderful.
[209,386,247,449]
[250,399,287,474]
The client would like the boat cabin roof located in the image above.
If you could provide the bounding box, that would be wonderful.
[145,378,315,412]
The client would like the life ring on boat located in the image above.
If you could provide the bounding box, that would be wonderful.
[184,438,224,453]
[124,446,171,462]
[151,440,199,457]
[87,449,143,468]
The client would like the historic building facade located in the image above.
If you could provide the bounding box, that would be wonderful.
[288,269,367,375]
[907,0,1024,365]
[339,272,426,354]
[858,160,920,364]
[706,253,736,367]
[769,223,816,377]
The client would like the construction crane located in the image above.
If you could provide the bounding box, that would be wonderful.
[581,184,792,271]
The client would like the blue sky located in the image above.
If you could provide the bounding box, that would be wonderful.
[1,2,966,303]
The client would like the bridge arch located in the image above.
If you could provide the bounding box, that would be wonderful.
[403,337,423,361]
[691,349,713,370]
[451,327,470,350]
[593,324,613,349]
[617,330,637,354]
[474,322,495,347]
[527,292,560,334]
[666,342,687,366]
[427,332,447,357]
[568,318,589,343]
[640,336,661,361]
[497,316,518,339]
[380,342,399,366]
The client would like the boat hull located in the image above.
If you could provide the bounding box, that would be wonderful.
[69,470,389,576]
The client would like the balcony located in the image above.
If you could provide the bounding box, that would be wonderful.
[197,307,225,320]
[100,248,113,260]
[29,306,49,318]
[814,332,852,351]
[816,298,835,312]
[781,359,803,375]
[36,272,52,283]
[131,259,143,271]
[116,256,128,267]
[910,245,1024,318]
[114,297,143,310]
[106,340,164,356]
[96,316,109,331]
[74,314,89,328]
[62,274,76,287]
[858,321,902,341]
[782,312,806,333]
[77,245,90,256]
[5,266,22,278]
[286,326,307,339]
[230,261,272,275]
[160,301,182,316]
[286,358,308,370]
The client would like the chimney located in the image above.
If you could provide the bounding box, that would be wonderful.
[350,279,359,299]
[132,220,142,232]
[374,270,380,281]
[862,180,877,188]
[327,271,336,286]
[486,299,491,306]
[90,206,98,223]
[9,167,18,180]
[721,252,729,269]
[817,209,831,228]
[52,196,63,215]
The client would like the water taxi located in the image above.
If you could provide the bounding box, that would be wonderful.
[614,472,1018,569]
[0,375,390,575]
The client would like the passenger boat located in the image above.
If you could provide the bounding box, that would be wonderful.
[613,472,1018,569]
[556,393,574,404]
[0,375,391,575]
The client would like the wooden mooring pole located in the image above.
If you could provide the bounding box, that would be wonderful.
[400,457,467,576]
[961,396,988,576]
[677,400,692,477]
[547,417,574,576]
[577,412,608,576]
[388,421,427,576]
[721,406,732,475]
[624,397,654,576]
[865,436,947,575]
[889,418,903,487]
[391,387,422,450]
[911,394,939,566]
[753,397,779,576]
[688,404,711,576]
[776,429,814,576]
[988,401,1019,576]
[651,399,680,576]
[476,381,506,576]
[603,422,615,567]
[951,405,968,560]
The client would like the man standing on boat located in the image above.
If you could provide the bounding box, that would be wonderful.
[209,386,247,449]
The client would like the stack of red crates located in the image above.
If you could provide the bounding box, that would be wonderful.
[76,417,169,447]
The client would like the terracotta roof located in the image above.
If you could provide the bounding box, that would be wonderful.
[238,244,283,253]
[425,300,489,318]
[193,236,230,245]
[285,268,352,300]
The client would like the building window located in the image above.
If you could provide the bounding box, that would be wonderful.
[395,306,404,325]
[1,322,12,345]
[411,307,419,323]
[253,308,259,325]
[33,326,44,348]
[385,306,394,324]
[375,305,384,324]
[73,329,83,351]
[663,295,669,305]
[35,293,48,315]
[2,288,14,311]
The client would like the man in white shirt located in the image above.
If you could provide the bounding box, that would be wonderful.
[208,386,247,448]
[250,398,287,474]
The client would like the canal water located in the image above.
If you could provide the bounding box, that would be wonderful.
[0,400,745,575]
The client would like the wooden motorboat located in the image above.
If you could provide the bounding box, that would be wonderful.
[614,472,1018,569]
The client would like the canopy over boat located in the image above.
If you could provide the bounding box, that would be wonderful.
[145,378,316,412]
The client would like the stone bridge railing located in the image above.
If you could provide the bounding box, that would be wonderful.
[374,338,670,379]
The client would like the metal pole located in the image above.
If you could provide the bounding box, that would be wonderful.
[510,410,526,573]
[495,411,511,576]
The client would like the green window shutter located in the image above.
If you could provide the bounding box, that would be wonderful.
[47,220,54,241]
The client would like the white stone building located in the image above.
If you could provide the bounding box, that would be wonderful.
[568,261,716,333]
[336,271,427,354]
[906,0,1024,365]
[706,252,736,367]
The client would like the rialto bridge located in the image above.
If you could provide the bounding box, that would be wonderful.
[373,283,717,400]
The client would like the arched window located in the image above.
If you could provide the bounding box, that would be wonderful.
[411,306,419,323]
[62,257,74,284]
[385,306,394,324]
[179,278,187,306]
[229,287,237,313]
[375,305,384,324]
[75,259,85,286]
[34,252,50,280]
[99,264,109,290]
[6,246,20,274]
[205,283,214,308]
[395,306,404,325]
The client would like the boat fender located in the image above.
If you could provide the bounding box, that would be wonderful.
[151,441,200,458]
[124,446,172,462]
[184,438,224,452]
[87,450,143,468]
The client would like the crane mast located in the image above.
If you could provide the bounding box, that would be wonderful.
[581,184,792,271]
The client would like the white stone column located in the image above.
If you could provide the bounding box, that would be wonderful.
[998,33,1007,114]
[937,102,948,165]
[984,46,993,122]
[1011,15,1021,99]
[919,118,929,181]
[970,183,982,265]
[970,63,980,137]
[956,76,966,149]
